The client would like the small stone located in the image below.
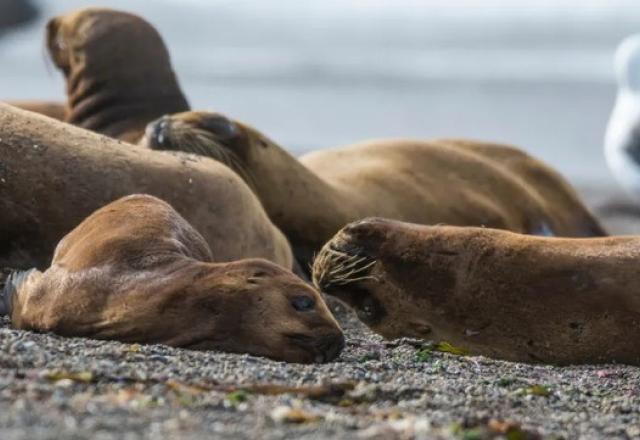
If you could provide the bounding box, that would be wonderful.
[270,406,319,424]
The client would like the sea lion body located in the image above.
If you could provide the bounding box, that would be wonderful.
[42,7,188,142]
[144,112,605,265]
[0,104,293,271]
[313,218,640,365]
[5,195,343,363]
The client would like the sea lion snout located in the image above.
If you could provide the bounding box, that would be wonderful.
[142,112,245,156]
[311,218,395,293]
[286,332,345,363]
[144,115,172,148]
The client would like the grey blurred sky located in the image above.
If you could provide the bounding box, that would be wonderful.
[2,0,640,184]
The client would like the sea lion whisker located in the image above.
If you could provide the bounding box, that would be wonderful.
[312,247,378,290]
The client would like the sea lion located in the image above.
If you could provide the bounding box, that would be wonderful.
[44,7,189,142]
[142,111,606,266]
[0,103,293,272]
[313,218,640,366]
[4,101,66,121]
[1,194,344,363]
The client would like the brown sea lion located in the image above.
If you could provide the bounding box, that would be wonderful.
[313,217,640,366]
[142,111,606,266]
[4,101,66,121]
[43,7,189,142]
[0,103,293,272]
[1,195,343,363]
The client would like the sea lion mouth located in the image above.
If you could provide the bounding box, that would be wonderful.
[285,332,345,363]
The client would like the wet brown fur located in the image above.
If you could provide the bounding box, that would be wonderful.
[314,218,640,366]
[142,111,607,267]
[9,195,343,363]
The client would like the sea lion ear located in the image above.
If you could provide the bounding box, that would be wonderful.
[200,114,241,142]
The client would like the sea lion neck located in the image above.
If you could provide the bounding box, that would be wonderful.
[244,140,359,256]
[65,69,188,143]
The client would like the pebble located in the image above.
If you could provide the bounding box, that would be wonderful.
[0,304,637,439]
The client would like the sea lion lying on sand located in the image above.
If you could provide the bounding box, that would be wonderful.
[313,218,640,365]
[8,7,188,143]
[1,195,344,363]
[0,103,293,272]
[143,111,606,266]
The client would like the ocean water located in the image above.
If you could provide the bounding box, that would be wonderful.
[1,0,639,184]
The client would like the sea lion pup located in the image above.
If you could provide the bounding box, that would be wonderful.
[0,103,293,272]
[1,195,344,363]
[313,218,640,366]
[44,7,189,142]
[142,111,606,266]
[4,101,66,121]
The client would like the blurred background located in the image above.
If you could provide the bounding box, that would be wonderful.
[1,0,639,198]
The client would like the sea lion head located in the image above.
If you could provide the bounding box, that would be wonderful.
[141,111,277,191]
[312,218,450,341]
[46,7,188,138]
[47,7,173,80]
[188,258,345,363]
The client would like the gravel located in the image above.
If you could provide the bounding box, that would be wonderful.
[0,295,638,440]
[1,188,639,440]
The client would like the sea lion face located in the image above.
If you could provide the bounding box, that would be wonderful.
[192,259,344,363]
[141,111,272,189]
[312,218,446,341]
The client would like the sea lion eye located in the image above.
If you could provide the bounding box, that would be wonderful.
[292,296,315,312]
[200,115,239,141]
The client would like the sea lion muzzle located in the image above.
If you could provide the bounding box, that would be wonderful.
[286,332,345,363]
[145,115,172,148]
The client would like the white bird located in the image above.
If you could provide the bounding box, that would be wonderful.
[605,35,640,199]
